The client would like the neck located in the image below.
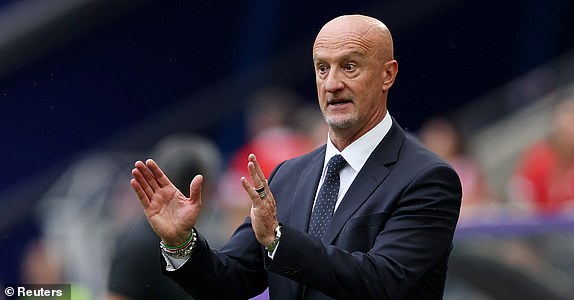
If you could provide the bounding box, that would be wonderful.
[329,110,387,151]
[329,130,361,151]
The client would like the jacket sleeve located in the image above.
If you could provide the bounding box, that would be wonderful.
[162,221,268,300]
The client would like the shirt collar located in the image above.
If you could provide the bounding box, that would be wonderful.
[325,111,393,173]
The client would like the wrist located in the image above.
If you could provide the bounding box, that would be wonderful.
[160,229,197,259]
[162,230,193,248]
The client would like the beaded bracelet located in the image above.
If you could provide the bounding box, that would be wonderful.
[160,229,197,259]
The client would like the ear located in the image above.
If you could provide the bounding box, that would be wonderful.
[382,60,398,92]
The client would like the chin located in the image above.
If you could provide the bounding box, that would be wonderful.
[325,116,356,129]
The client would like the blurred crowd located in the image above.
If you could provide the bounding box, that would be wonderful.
[508,99,574,216]
[420,96,574,221]
[6,87,574,299]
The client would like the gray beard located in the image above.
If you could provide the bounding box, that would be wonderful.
[324,115,357,129]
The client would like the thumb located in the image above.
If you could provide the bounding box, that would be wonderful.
[189,174,203,205]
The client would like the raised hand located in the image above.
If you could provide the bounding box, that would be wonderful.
[240,154,279,247]
[130,159,203,246]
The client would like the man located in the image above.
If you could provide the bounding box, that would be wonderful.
[131,14,462,299]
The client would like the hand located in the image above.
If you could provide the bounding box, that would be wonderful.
[130,159,203,246]
[241,154,279,247]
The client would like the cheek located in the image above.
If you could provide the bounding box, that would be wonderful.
[316,82,327,97]
[316,74,326,86]
[315,78,323,90]
[362,78,384,100]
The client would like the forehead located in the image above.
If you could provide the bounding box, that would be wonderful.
[313,24,380,61]
[313,34,376,60]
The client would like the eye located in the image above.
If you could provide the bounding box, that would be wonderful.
[317,64,328,74]
[344,63,356,71]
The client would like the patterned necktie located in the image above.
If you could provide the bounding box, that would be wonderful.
[308,154,347,239]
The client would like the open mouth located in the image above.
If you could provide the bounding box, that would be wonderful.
[328,98,352,106]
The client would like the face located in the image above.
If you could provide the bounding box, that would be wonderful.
[313,16,397,137]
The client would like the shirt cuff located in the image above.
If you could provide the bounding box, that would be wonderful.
[267,239,280,259]
[161,249,191,271]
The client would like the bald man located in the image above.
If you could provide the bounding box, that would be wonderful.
[131,15,461,299]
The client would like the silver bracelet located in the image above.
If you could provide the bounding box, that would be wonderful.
[160,229,197,259]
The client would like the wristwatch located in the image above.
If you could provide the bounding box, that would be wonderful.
[265,223,282,253]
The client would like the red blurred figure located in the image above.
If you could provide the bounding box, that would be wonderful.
[510,98,574,215]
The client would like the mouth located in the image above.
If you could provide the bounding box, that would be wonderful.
[327,98,352,106]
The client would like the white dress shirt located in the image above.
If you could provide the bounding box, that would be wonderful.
[319,111,393,211]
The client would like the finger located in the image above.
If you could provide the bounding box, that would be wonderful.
[248,161,265,190]
[136,160,160,192]
[249,154,267,184]
[130,178,150,209]
[241,176,261,206]
[132,164,156,200]
[146,159,173,188]
[189,175,203,206]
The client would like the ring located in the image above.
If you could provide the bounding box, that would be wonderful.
[255,186,266,199]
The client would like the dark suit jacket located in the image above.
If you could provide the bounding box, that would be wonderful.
[164,120,462,300]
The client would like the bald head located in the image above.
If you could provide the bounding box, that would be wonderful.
[314,15,394,62]
[311,15,398,149]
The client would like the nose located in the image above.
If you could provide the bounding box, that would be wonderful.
[324,69,344,92]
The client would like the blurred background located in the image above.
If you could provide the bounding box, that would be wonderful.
[1,0,574,299]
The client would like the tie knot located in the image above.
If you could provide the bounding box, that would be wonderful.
[326,154,346,176]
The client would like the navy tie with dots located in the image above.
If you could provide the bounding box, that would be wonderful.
[308,154,347,239]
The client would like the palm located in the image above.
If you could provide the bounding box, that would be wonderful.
[131,159,203,245]
[146,185,199,242]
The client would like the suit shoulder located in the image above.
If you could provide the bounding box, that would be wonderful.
[401,133,457,173]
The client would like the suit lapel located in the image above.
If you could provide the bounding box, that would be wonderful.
[324,120,405,244]
[289,148,325,233]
